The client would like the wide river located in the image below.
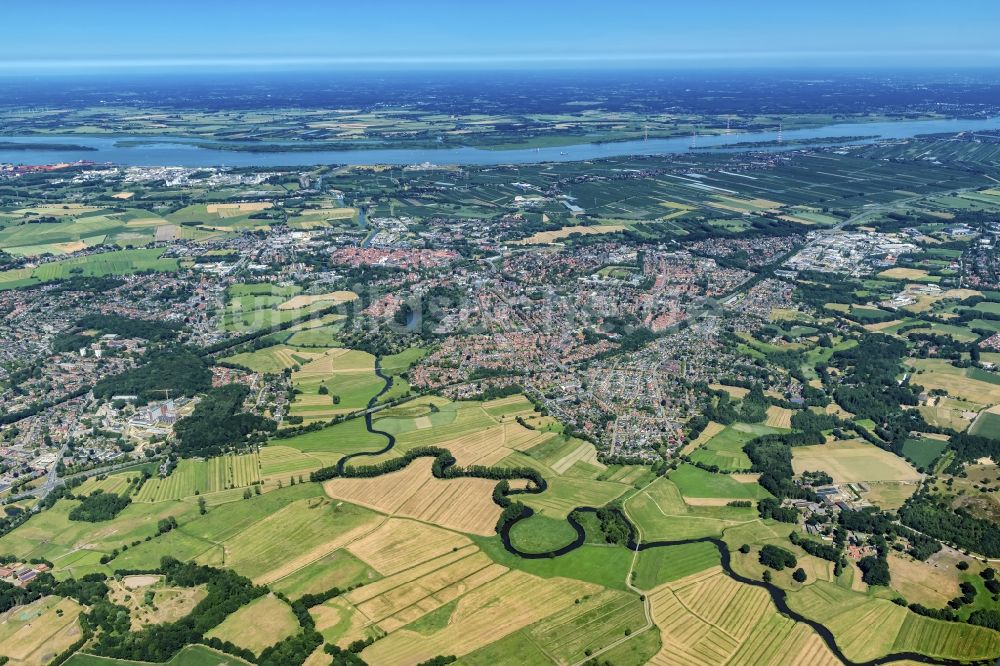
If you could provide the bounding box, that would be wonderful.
[2,116,1000,167]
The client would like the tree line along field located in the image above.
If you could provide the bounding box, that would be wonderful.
[63,645,252,666]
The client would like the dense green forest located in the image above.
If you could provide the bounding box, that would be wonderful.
[173,384,276,458]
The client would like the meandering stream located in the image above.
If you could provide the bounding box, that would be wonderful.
[330,359,976,666]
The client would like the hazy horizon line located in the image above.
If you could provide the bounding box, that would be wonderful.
[3,50,1000,74]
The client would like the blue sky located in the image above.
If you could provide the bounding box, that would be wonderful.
[4,0,1000,71]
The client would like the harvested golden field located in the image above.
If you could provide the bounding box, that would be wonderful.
[347,549,507,633]
[878,267,932,280]
[154,224,181,241]
[903,289,982,314]
[909,358,1000,404]
[647,568,839,666]
[708,384,750,398]
[111,191,135,199]
[360,570,599,665]
[206,593,299,656]
[278,290,358,310]
[345,517,473,575]
[865,319,904,332]
[0,596,83,666]
[681,421,725,456]
[324,458,502,535]
[861,481,919,510]
[515,224,626,245]
[791,439,921,483]
[764,405,793,429]
[887,554,959,607]
[206,201,273,215]
[408,417,553,468]
[550,440,605,474]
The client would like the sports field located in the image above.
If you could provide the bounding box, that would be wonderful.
[791,439,921,483]
[877,267,937,281]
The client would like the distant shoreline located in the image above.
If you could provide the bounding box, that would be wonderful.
[0,141,96,152]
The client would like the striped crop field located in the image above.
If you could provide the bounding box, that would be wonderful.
[135,453,261,502]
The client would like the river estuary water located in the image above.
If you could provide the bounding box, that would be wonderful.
[2,116,1000,167]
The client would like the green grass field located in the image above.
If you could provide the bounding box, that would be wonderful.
[507,514,580,553]
[689,425,759,471]
[0,247,179,290]
[501,456,628,518]
[970,409,1000,438]
[380,346,427,375]
[285,322,343,347]
[523,589,646,664]
[277,415,388,456]
[669,464,772,499]
[288,349,384,422]
[223,344,321,374]
[135,454,261,502]
[0,496,198,578]
[901,437,947,469]
[111,484,380,582]
[632,541,720,590]
[269,548,379,599]
[788,581,1000,662]
[473,534,634,591]
[626,477,758,541]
